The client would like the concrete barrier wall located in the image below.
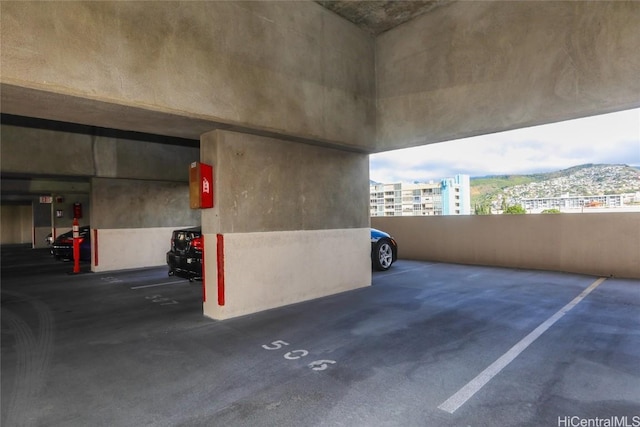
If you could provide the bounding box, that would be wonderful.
[203,228,371,320]
[92,227,180,272]
[371,214,640,279]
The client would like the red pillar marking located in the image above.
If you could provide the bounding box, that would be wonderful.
[201,235,206,303]
[93,229,99,267]
[73,239,80,273]
[72,218,80,273]
[216,234,225,306]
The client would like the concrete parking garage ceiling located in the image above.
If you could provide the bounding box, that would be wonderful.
[316,0,453,35]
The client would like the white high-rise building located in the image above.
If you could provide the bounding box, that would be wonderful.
[441,174,471,215]
[370,174,471,216]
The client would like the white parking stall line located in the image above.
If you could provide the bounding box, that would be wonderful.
[438,277,607,414]
[130,281,187,290]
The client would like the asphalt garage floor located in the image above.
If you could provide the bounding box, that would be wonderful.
[1,247,639,426]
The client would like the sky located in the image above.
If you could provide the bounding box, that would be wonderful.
[369,108,640,183]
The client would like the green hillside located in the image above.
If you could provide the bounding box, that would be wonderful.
[471,175,537,207]
[470,164,640,209]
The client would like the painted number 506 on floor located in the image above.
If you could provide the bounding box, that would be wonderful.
[262,340,336,371]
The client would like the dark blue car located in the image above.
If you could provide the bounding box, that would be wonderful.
[51,225,91,262]
[370,228,398,271]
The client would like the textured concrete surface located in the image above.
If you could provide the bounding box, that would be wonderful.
[317,0,452,35]
[2,1,638,152]
[2,250,639,426]
[1,124,96,177]
[91,178,199,230]
[201,130,370,234]
[376,0,640,151]
[1,124,199,182]
[0,1,375,149]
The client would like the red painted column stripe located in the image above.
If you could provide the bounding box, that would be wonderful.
[93,229,99,266]
[216,234,225,306]
[201,235,206,303]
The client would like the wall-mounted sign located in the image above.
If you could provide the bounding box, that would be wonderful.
[56,209,64,218]
[73,202,83,219]
[39,196,53,204]
[189,162,214,209]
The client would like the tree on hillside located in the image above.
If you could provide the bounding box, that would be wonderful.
[503,204,526,214]
[474,204,491,215]
[501,198,508,212]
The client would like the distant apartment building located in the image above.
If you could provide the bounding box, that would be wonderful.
[522,193,639,213]
[370,174,471,216]
[441,174,471,215]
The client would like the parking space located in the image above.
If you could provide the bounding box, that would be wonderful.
[2,257,639,426]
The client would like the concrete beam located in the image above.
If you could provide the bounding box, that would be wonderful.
[376,0,640,151]
[0,1,375,151]
[1,124,198,182]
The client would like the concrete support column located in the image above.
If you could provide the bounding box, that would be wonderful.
[201,130,371,320]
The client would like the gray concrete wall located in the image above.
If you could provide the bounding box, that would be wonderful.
[32,199,51,248]
[1,1,376,150]
[1,125,95,177]
[91,178,198,230]
[0,204,32,245]
[0,178,91,196]
[201,130,370,234]
[376,1,640,151]
[371,214,640,279]
[1,124,198,182]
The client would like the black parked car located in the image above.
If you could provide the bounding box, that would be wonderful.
[167,227,203,281]
[166,226,397,280]
[371,228,398,271]
[51,226,91,261]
